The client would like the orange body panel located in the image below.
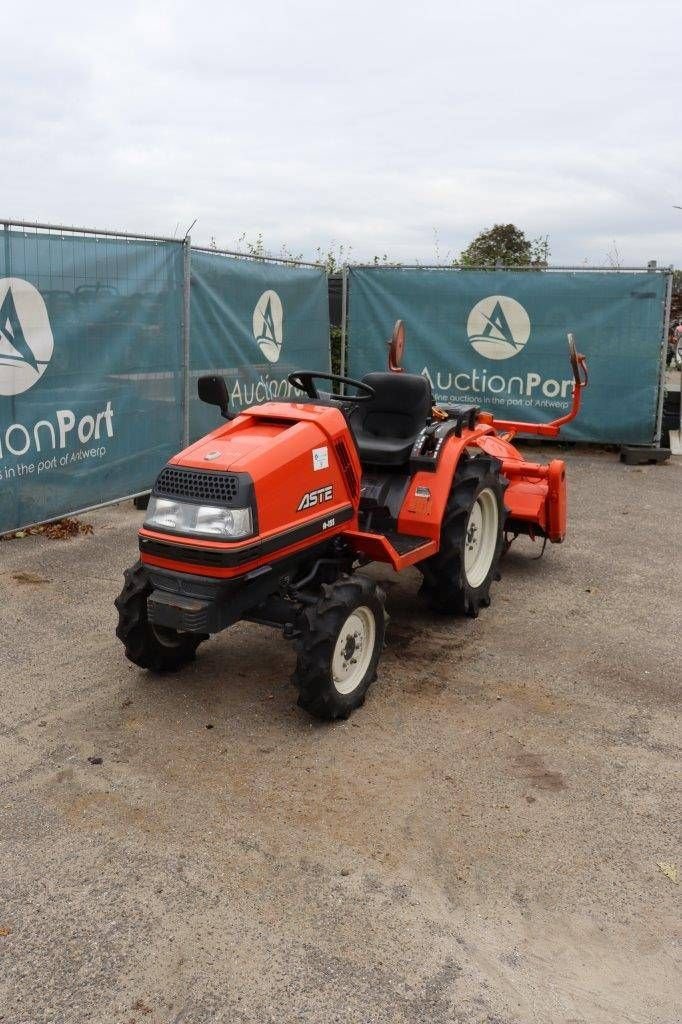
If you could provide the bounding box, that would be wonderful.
[139,396,569,582]
[546,459,568,540]
[344,529,437,571]
[171,402,359,536]
[504,482,547,529]
[140,402,362,577]
[475,434,567,542]
[396,426,494,540]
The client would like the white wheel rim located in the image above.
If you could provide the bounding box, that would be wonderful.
[464,488,499,588]
[332,606,376,695]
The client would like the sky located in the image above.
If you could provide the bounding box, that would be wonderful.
[3,0,681,266]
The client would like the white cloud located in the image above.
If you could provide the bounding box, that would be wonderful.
[2,0,681,265]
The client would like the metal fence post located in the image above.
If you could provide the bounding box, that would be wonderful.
[182,236,192,447]
[340,265,348,380]
[655,269,673,445]
[3,223,14,424]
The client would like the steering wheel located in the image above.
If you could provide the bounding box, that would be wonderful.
[287,371,375,404]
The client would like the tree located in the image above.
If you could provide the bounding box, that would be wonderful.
[459,224,549,268]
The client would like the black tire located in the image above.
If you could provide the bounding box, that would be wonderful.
[419,453,507,616]
[293,574,387,721]
[115,561,206,672]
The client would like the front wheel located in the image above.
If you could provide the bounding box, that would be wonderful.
[419,453,507,616]
[115,561,206,672]
[293,574,387,720]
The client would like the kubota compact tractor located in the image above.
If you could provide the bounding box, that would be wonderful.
[115,324,588,720]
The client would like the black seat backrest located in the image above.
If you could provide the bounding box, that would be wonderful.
[350,372,432,439]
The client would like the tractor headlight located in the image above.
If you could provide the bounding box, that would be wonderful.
[144,497,253,539]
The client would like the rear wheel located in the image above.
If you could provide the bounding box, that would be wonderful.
[293,574,387,720]
[420,453,506,616]
[115,561,206,672]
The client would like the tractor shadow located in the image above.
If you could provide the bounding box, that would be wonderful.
[121,568,456,735]
[62,550,562,781]
[499,536,567,579]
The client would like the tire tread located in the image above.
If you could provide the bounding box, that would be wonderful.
[419,453,507,616]
[115,561,204,672]
[293,574,387,720]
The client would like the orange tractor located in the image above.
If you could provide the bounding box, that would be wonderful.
[116,324,588,720]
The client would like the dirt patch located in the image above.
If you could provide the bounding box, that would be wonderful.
[10,571,52,585]
[513,751,567,791]
[1,516,93,541]
[0,453,680,1024]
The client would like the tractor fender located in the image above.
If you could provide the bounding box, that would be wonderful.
[471,432,524,463]
[396,427,499,542]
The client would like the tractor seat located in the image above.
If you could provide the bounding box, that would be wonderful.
[348,372,433,466]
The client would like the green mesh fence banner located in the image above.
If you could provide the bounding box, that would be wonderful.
[189,250,330,438]
[347,267,669,444]
[0,229,184,533]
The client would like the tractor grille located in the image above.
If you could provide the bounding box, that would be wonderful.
[154,467,240,505]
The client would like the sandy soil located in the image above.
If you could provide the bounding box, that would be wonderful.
[0,449,680,1024]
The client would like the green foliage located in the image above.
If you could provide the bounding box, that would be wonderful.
[216,235,352,271]
[313,244,352,274]
[235,232,305,262]
[459,224,550,268]
[220,227,553,271]
[208,232,306,263]
[330,325,342,376]
[235,232,268,258]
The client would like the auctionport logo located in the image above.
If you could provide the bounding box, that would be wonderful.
[467,295,530,361]
[0,278,54,395]
[253,290,284,363]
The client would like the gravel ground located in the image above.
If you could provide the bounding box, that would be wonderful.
[0,449,680,1024]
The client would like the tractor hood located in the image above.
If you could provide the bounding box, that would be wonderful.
[144,403,360,541]
[173,418,287,473]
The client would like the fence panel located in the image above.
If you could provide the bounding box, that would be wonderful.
[0,228,184,533]
[189,249,330,438]
[347,267,669,444]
